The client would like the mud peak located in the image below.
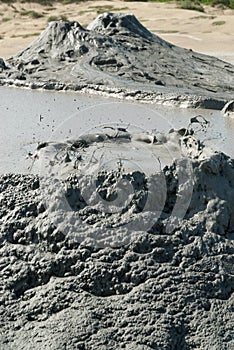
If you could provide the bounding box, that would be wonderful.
[87,12,154,40]
[46,19,85,40]
[12,19,88,63]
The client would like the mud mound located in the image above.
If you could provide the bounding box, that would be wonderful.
[87,12,154,39]
[0,147,234,348]
[1,13,234,108]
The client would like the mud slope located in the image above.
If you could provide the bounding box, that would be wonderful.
[0,13,234,108]
[0,130,234,348]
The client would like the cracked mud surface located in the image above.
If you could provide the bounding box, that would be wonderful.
[0,13,234,109]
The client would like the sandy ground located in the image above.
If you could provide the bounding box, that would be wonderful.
[0,0,233,64]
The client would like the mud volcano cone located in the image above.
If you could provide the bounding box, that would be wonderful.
[1,13,233,108]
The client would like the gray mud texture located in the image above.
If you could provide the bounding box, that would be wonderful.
[222,100,234,117]
[0,13,234,109]
[0,148,234,349]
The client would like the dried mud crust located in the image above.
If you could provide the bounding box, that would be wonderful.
[0,13,234,109]
[0,152,234,349]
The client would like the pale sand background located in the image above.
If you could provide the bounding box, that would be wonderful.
[0,1,233,64]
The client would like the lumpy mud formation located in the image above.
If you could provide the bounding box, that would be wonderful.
[0,127,234,348]
[32,127,202,177]
[0,11,234,350]
[0,13,234,108]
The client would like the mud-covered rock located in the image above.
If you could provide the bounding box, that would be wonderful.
[222,100,234,117]
[0,58,7,70]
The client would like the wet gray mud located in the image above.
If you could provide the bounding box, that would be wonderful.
[0,13,234,109]
[1,12,234,350]
[0,127,234,349]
